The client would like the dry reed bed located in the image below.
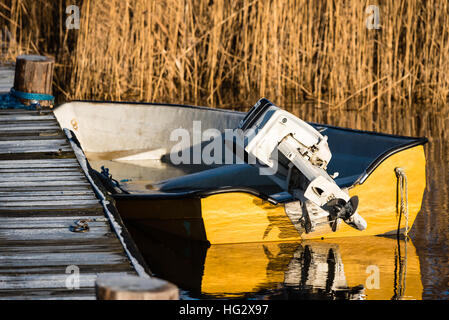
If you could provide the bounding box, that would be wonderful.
[1,0,449,111]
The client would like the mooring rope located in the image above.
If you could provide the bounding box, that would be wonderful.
[393,167,409,299]
[10,88,54,103]
[0,88,54,110]
[392,235,408,299]
[395,167,409,237]
[0,92,33,110]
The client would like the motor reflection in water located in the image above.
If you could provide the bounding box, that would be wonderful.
[125,222,423,300]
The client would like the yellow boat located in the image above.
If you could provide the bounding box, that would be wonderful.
[54,100,428,244]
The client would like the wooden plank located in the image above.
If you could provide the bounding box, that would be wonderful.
[0,249,125,259]
[0,252,129,265]
[0,216,107,227]
[0,131,61,137]
[0,227,116,241]
[0,204,103,213]
[0,171,84,178]
[0,199,100,207]
[0,236,125,247]
[0,208,102,215]
[0,109,53,115]
[0,190,94,197]
[0,288,97,300]
[0,168,83,173]
[0,159,80,168]
[0,272,134,290]
[0,109,49,114]
[0,195,97,202]
[0,144,71,151]
[0,147,71,154]
[0,158,80,163]
[0,184,92,191]
[0,121,61,128]
[0,136,66,142]
[0,130,62,137]
[0,215,107,222]
[0,261,132,273]
[0,180,91,187]
[0,209,105,218]
[0,147,72,156]
[0,139,69,146]
[0,187,94,194]
[0,147,71,153]
[0,115,56,122]
[0,175,87,182]
[0,250,127,260]
[0,243,124,254]
[0,125,61,132]
[0,120,60,127]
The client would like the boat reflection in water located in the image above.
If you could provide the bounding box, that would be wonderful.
[125,222,422,300]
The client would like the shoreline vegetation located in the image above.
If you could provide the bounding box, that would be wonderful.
[1,0,449,112]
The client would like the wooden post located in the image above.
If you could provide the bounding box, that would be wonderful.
[13,55,55,107]
[95,275,179,300]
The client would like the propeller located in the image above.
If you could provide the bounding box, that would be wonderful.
[325,196,359,232]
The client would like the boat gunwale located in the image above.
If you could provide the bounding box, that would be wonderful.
[113,186,277,204]
[63,99,429,141]
[358,137,428,184]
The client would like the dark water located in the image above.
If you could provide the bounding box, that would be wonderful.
[296,106,449,300]
[390,111,449,299]
[93,106,449,300]
[125,224,423,300]
[296,106,449,299]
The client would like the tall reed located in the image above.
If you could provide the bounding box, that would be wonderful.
[1,0,449,111]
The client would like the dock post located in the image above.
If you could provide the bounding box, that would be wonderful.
[95,275,179,300]
[13,55,55,107]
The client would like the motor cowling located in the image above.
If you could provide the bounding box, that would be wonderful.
[236,98,367,234]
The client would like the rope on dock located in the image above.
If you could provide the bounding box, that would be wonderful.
[0,88,54,110]
[0,91,34,110]
[10,88,54,103]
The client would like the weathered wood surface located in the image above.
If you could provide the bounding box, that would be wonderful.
[96,275,179,300]
[0,107,139,299]
[13,55,54,107]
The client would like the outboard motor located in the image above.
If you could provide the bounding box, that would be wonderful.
[234,98,367,234]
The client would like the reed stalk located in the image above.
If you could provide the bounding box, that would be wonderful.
[1,0,449,110]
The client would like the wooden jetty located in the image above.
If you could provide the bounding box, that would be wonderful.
[0,61,154,299]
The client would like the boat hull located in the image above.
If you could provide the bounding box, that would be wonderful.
[115,146,426,244]
[115,145,426,244]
